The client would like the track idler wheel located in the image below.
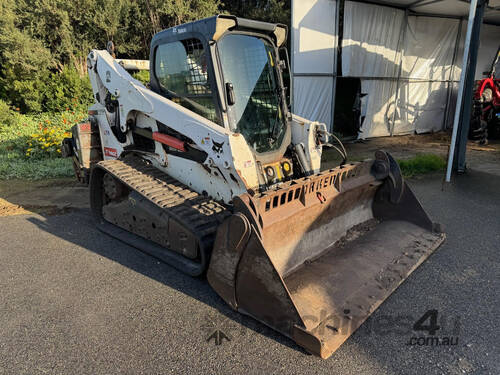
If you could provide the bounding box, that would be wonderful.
[103,173,127,200]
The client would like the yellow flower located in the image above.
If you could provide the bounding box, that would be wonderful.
[27,148,32,152]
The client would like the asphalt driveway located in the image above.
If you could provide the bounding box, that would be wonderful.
[0,170,499,374]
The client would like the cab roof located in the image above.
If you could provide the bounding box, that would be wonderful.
[151,15,287,48]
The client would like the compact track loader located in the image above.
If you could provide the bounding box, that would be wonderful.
[62,15,445,358]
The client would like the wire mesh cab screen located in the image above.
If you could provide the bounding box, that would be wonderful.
[154,38,220,124]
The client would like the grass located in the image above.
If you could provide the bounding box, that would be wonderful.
[0,153,73,180]
[0,108,86,180]
[398,154,446,178]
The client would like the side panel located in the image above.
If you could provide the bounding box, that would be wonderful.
[154,155,247,203]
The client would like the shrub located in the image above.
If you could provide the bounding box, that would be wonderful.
[0,99,16,128]
[25,127,71,159]
[132,70,150,86]
[1,62,93,115]
[42,66,94,113]
[0,108,87,179]
[0,13,54,113]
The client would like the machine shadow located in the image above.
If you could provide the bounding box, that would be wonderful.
[26,209,309,355]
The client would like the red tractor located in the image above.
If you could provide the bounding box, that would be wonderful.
[469,46,500,145]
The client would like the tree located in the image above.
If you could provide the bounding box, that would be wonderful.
[0,0,54,112]
[222,0,291,26]
[0,0,291,113]
[16,0,73,71]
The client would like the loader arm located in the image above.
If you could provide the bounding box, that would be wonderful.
[87,49,259,202]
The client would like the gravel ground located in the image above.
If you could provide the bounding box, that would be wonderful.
[0,170,499,374]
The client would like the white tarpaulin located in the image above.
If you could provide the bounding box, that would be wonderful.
[452,23,500,80]
[359,80,398,137]
[292,0,337,74]
[342,6,470,137]
[293,77,334,126]
[474,24,500,78]
[291,0,500,138]
[342,2,404,78]
[341,2,405,137]
[395,81,450,134]
[401,17,459,81]
[291,0,337,126]
[397,17,460,135]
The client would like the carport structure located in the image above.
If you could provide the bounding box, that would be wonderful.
[291,0,500,178]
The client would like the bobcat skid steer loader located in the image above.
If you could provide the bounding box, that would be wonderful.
[62,15,445,358]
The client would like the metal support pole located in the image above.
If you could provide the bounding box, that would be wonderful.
[445,0,480,182]
[443,18,463,130]
[454,0,487,173]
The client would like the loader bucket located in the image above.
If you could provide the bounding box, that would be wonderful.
[207,151,445,358]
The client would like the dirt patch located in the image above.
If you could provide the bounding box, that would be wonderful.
[0,198,32,216]
[0,198,76,217]
[0,177,77,196]
[0,177,88,217]
[334,219,379,249]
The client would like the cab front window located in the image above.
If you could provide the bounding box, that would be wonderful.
[218,34,287,153]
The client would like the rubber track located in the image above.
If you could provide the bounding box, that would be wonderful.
[96,155,230,242]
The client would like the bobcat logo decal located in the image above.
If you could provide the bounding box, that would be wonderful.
[212,140,224,154]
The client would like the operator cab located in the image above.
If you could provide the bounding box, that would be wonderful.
[149,15,292,174]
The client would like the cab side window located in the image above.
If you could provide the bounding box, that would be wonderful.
[154,38,221,125]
